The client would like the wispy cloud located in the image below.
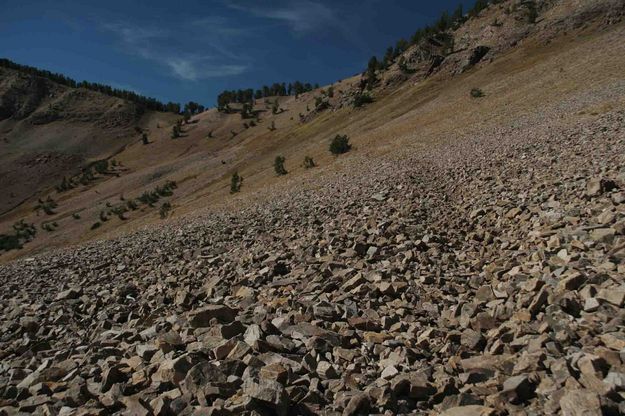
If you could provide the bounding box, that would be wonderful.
[103,1,364,81]
[167,59,247,81]
[226,1,337,34]
[224,1,367,51]
[103,21,249,81]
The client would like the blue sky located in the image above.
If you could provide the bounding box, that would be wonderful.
[0,0,468,107]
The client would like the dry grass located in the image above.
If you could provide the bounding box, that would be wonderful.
[1,18,624,261]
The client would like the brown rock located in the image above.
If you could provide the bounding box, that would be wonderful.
[188,305,238,327]
[440,405,496,416]
[342,393,370,416]
[559,389,602,416]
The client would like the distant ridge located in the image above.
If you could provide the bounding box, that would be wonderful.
[0,58,181,113]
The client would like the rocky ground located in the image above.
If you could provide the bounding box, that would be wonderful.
[2,78,625,415]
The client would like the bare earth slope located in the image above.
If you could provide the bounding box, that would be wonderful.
[1,0,625,415]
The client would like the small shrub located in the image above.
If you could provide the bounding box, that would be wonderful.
[171,125,180,139]
[207,130,213,138]
[91,222,101,230]
[72,212,81,220]
[398,56,415,74]
[79,168,94,185]
[155,185,173,197]
[35,196,58,215]
[0,234,21,251]
[135,180,178,208]
[159,202,172,219]
[470,88,485,98]
[315,96,330,111]
[1,220,38,251]
[41,221,58,232]
[56,176,75,192]
[303,156,316,169]
[230,130,238,138]
[156,180,177,197]
[230,172,243,193]
[13,220,36,240]
[274,156,287,176]
[126,199,138,210]
[99,211,109,222]
[138,191,159,206]
[93,160,109,174]
[142,133,149,145]
[329,134,351,155]
[111,205,128,220]
[352,92,373,108]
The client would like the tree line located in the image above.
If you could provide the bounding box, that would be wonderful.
[0,58,181,113]
[365,1,496,77]
[183,101,205,115]
[217,81,319,109]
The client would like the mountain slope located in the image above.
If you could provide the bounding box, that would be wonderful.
[2,0,622,260]
[1,1,625,413]
[0,66,178,217]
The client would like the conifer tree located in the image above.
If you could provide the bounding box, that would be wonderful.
[274,156,287,175]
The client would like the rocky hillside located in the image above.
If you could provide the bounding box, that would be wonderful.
[0,67,139,126]
[1,0,625,415]
[1,86,625,415]
[0,65,176,217]
[1,0,624,260]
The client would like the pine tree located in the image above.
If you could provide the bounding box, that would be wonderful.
[171,125,180,139]
[230,172,242,193]
[330,134,351,155]
[437,11,451,31]
[274,156,287,175]
[452,4,464,23]
[470,0,489,17]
